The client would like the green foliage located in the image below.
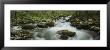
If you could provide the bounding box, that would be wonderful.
[11,10,100,26]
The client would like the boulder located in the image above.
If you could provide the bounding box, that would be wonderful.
[57,30,76,37]
[22,23,37,30]
[60,35,68,40]
[76,25,82,29]
[37,22,48,28]
[45,21,54,27]
[66,32,76,37]
[37,21,54,28]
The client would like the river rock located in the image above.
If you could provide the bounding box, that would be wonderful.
[37,22,48,28]
[37,21,54,28]
[60,35,68,40]
[57,30,76,37]
[90,26,100,32]
[22,23,37,30]
[45,21,54,27]
[11,26,22,31]
[11,30,32,40]
[80,24,90,29]
[66,32,76,37]
[76,25,82,29]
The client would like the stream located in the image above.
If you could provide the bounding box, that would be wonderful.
[11,16,99,40]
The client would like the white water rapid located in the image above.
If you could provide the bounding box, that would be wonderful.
[33,16,94,40]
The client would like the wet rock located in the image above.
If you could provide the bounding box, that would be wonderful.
[94,31,100,40]
[57,30,67,35]
[60,35,68,40]
[88,19,93,21]
[11,30,32,40]
[11,37,16,40]
[70,23,78,27]
[76,25,82,29]
[94,27,100,32]
[15,37,23,40]
[45,21,54,27]
[80,24,90,29]
[22,23,37,30]
[90,26,100,32]
[37,21,54,28]
[69,17,100,31]
[37,22,48,28]
[57,30,76,37]
[11,26,22,31]
[66,32,76,37]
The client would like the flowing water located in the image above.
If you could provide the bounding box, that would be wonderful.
[11,16,98,40]
[33,16,95,40]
